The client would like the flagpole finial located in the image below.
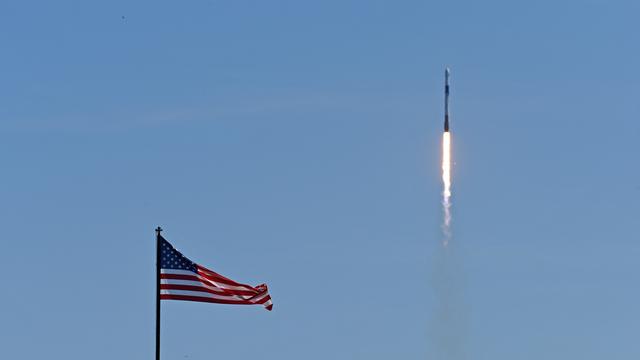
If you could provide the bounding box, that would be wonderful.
[156,226,163,236]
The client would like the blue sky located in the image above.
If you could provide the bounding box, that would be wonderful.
[1,1,639,359]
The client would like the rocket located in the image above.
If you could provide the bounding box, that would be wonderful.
[444,67,450,132]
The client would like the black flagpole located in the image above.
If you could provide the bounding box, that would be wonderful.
[155,226,162,360]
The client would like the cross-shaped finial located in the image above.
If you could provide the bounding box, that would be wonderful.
[155,226,163,236]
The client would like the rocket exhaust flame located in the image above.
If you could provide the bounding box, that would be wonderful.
[442,131,452,246]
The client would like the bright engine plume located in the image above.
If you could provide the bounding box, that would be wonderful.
[442,131,452,245]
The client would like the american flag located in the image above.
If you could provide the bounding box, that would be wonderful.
[159,236,273,311]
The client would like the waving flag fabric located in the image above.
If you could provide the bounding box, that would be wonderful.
[159,236,273,311]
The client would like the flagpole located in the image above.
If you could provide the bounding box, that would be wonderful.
[155,226,162,360]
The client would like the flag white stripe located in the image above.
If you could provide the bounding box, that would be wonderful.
[160,289,261,302]
[161,279,207,287]
[161,279,258,299]
[161,289,241,300]
[249,291,269,302]
[161,269,199,276]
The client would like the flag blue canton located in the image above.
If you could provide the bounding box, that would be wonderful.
[160,238,197,272]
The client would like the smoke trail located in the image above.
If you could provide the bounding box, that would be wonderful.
[428,130,467,360]
[430,247,467,360]
[441,131,452,246]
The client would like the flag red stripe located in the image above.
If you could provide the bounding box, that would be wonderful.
[160,294,254,305]
[160,284,257,297]
[161,294,272,310]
